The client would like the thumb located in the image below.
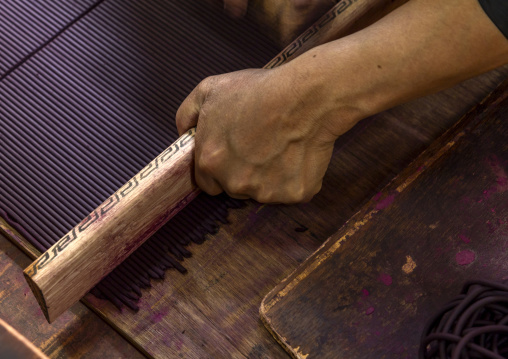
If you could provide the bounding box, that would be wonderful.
[175,79,209,135]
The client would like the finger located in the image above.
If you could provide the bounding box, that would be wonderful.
[223,0,248,18]
[224,191,250,200]
[175,80,209,135]
[193,136,224,195]
[195,166,223,196]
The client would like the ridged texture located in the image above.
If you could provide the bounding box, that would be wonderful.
[0,0,279,310]
[0,0,99,78]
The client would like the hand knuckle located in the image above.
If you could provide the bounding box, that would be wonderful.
[227,180,249,196]
[255,191,273,204]
[198,76,214,93]
[284,183,309,204]
[197,150,219,174]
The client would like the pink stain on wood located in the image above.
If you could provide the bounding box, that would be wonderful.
[361,289,369,297]
[483,155,508,201]
[375,194,396,210]
[378,273,393,286]
[456,250,476,266]
[404,293,415,304]
[365,306,375,315]
[459,234,471,244]
[152,309,169,323]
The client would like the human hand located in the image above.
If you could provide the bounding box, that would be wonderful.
[176,63,361,204]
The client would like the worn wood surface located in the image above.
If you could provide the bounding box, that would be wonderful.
[4,72,506,358]
[261,79,508,358]
[3,33,508,359]
[0,231,145,359]
[0,317,49,359]
[1,1,508,358]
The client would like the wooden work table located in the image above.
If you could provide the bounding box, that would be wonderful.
[0,232,144,358]
[1,1,508,358]
[262,77,508,359]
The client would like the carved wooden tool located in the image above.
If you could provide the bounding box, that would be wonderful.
[23,0,407,323]
[24,129,199,322]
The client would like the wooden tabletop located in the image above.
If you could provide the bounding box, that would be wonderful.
[1,1,508,358]
[261,79,508,358]
[0,232,144,359]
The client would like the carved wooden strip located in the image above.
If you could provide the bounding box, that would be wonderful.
[24,129,199,322]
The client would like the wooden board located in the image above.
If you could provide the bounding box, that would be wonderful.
[0,231,145,359]
[0,317,48,359]
[260,79,508,358]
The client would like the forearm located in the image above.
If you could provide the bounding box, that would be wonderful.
[284,0,508,138]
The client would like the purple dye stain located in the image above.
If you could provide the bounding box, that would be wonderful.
[365,306,375,315]
[456,250,476,266]
[482,155,508,201]
[375,194,396,210]
[163,336,183,350]
[459,234,471,244]
[152,309,169,323]
[361,289,370,297]
[378,273,393,286]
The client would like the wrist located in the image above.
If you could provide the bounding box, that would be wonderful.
[282,41,379,141]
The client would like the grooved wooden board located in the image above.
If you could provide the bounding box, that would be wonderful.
[261,79,508,358]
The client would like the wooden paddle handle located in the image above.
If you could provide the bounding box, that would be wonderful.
[24,129,199,322]
[23,0,407,323]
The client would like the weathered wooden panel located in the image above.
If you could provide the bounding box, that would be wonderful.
[0,317,48,359]
[261,79,508,358]
[0,231,145,359]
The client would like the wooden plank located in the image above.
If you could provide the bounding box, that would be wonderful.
[0,318,48,359]
[260,79,508,358]
[0,232,145,359]
[25,128,198,323]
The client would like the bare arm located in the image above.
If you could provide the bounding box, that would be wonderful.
[176,0,508,203]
